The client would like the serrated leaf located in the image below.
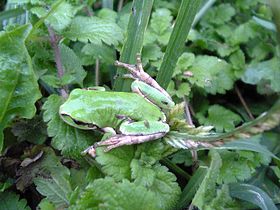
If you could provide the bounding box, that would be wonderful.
[173,52,195,76]
[42,95,93,159]
[188,56,235,94]
[59,43,86,87]
[150,8,172,35]
[242,58,280,93]
[197,105,242,132]
[31,148,72,209]
[95,146,135,181]
[229,21,259,45]
[192,150,222,209]
[201,3,235,26]
[0,24,41,151]
[229,183,277,210]
[142,44,163,65]
[71,177,158,210]
[0,192,30,210]
[82,43,116,64]
[217,150,269,184]
[64,16,123,46]
[131,161,181,210]
[30,2,75,32]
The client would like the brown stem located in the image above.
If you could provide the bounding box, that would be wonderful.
[183,97,194,126]
[117,0,124,12]
[47,26,68,98]
[183,97,198,167]
[95,59,100,86]
[235,85,254,120]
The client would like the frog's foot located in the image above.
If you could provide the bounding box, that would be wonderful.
[94,132,166,152]
[81,145,97,158]
[115,54,171,99]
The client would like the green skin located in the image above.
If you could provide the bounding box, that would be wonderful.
[59,57,175,157]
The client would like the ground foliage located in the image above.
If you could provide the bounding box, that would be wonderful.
[0,0,280,209]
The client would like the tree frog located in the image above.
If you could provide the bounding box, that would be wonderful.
[59,54,175,157]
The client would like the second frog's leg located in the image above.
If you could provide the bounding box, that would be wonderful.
[115,54,172,100]
[96,132,166,152]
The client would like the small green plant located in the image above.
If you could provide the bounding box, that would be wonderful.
[0,0,280,209]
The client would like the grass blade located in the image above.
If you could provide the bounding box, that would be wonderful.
[113,0,154,91]
[229,183,277,210]
[156,0,202,89]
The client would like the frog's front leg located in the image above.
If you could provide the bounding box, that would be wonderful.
[84,120,169,157]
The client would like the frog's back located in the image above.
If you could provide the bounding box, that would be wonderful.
[60,89,165,128]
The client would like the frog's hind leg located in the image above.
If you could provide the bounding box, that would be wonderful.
[94,120,169,152]
[96,132,166,152]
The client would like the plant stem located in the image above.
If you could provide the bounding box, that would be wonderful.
[161,158,191,180]
[95,59,100,86]
[47,26,68,98]
[183,97,194,126]
[117,0,124,12]
[235,85,254,120]
[183,97,198,166]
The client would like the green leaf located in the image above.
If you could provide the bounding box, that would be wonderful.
[42,95,93,159]
[150,8,172,36]
[229,21,259,45]
[188,56,235,94]
[97,8,117,22]
[201,3,235,26]
[156,0,202,88]
[82,43,116,64]
[0,24,41,151]
[197,105,242,132]
[71,177,158,210]
[142,44,163,65]
[95,146,135,181]
[229,183,277,210]
[242,58,280,93]
[59,43,86,87]
[0,192,30,210]
[131,161,181,209]
[114,0,154,91]
[192,150,222,209]
[148,8,173,45]
[31,148,72,209]
[38,199,56,210]
[64,16,123,46]
[217,150,270,184]
[173,52,195,76]
[16,148,71,208]
[30,2,75,32]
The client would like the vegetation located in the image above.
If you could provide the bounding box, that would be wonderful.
[0,0,280,209]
